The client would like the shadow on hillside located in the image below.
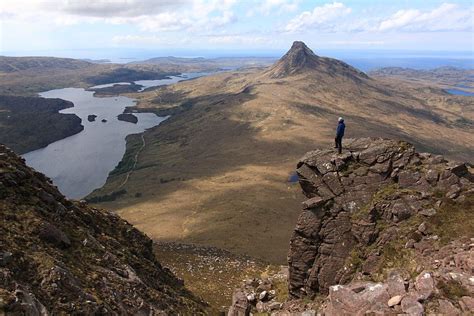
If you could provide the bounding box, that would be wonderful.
[91,84,473,205]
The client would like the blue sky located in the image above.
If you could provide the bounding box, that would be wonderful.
[1,0,473,57]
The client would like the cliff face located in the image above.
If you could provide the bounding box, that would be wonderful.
[227,138,472,315]
[288,138,473,298]
[0,145,206,314]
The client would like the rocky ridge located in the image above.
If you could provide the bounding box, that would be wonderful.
[0,145,206,314]
[229,138,473,315]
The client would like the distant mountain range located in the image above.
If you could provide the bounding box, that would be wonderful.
[0,56,93,73]
[0,55,279,96]
[132,56,277,72]
[370,66,474,89]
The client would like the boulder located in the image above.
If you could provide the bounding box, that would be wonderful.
[301,197,325,209]
[39,190,55,204]
[255,301,267,313]
[419,208,436,217]
[268,301,282,311]
[401,294,424,315]
[38,222,71,249]
[448,163,469,178]
[414,271,434,300]
[398,170,421,188]
[425,169,439,184]
[8,288,48,315]
[228,290,250,316]
[459,296,474,312]
[387,295,402,307]
[387,271,407,297]
[0,252,12,267]
[324,282,391,315]
[438,299,461,315]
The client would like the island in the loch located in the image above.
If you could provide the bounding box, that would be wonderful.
[91,83,143,96]
[117,113,138,124]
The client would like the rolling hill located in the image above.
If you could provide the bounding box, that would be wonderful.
[0,56,178,96]
[0,56,93,73]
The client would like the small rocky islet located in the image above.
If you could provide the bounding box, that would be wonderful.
[117,113,138,124]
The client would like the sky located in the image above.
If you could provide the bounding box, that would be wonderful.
[1,0,473,58]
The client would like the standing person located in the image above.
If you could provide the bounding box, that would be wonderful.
[335,117,345,154]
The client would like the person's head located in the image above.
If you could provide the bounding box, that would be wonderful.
[338,117,344,123]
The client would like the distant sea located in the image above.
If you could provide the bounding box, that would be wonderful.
[2,48,473,72]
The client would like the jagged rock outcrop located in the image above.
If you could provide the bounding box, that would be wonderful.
[0,144,206,314]
[227,138,472,315]
[263,41,368,81]
[288,138,473,299]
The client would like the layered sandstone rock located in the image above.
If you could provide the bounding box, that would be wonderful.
[288,138,473,298]
[228,138,472,315]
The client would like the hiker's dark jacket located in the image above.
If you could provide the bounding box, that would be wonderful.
[336,121,345,138]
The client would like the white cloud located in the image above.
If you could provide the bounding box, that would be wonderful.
[0,0,190,18]
[0,0,237,31]
[284,2,351,33]
[248,0,299,16]
[284,2,473,34]
[59,0,189,17]
[378,3,473,32]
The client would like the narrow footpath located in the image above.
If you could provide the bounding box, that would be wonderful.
[119,133,146,188]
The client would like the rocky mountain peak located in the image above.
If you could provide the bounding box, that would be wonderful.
[263,41,368,80]
[263,41,319,78]
[0,145,206,314]
[284,41,318,66]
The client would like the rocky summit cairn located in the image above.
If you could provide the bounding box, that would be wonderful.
[0,145,206,314]
[263,41,369,80]
[287,138,473,314]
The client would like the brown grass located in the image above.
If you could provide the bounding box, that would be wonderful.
[428,193,474,244]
